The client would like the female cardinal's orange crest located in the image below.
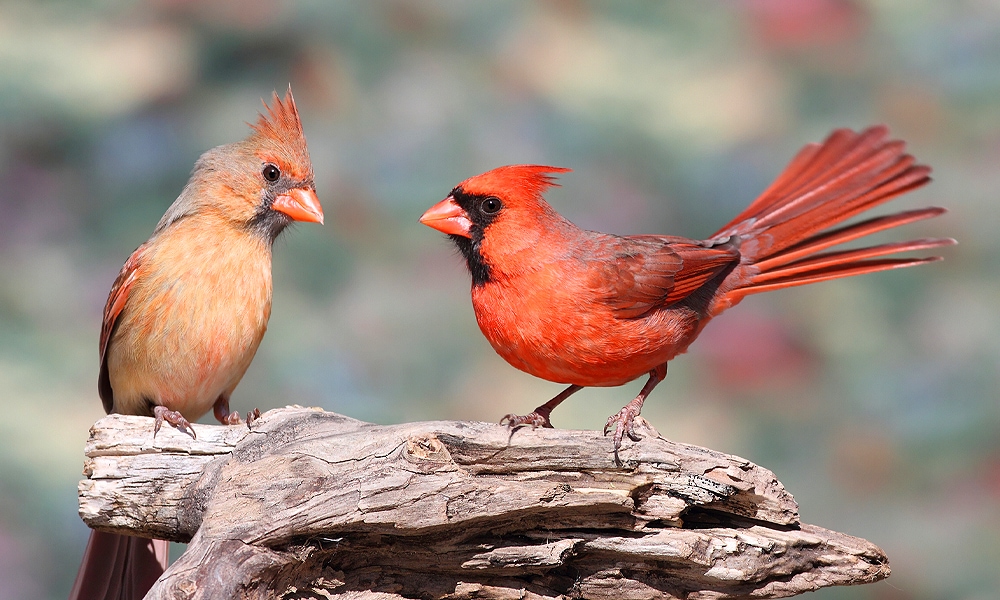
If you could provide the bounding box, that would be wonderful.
[249,88,313,181]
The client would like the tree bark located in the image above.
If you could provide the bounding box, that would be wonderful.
[78,406,889,599]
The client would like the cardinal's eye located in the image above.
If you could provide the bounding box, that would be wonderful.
[480,196,502,215]
[262,163,281,182]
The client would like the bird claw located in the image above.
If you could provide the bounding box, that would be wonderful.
[220,411,243,426]
[604,405,643,465]
[500,411,554,429]
[246,408,261,430]
[215,406,262,430]
[153,405,196,439]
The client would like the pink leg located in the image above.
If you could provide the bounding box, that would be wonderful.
[213,395,242,426]
[501,384,583,429]
[153,405,195,439]
[604,364,666,464]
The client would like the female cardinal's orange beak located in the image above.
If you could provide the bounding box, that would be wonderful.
[273,187,324,224]
[420,196,472,237]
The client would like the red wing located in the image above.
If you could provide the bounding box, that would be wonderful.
[98,245,147,414]
[601,236,741,319]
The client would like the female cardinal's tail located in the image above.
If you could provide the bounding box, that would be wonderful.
[69,531,168,600]
[714,126,954,305]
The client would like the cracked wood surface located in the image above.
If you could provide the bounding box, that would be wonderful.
[78,406,889,599]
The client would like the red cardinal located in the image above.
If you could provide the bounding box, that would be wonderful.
[70,89,323,600]
[421,126,953,460]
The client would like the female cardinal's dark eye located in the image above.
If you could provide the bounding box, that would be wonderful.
[480,196,502,215]
[262,163,281,182]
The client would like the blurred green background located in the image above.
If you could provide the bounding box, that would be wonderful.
[0,1,995,598]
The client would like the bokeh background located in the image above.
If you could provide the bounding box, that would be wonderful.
[0,1,996,598]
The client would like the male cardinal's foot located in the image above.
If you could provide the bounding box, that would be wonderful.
[153,405,195,439]
[603,403,643,443]
[604,367,663,464]
[501,410,554,429]
[246,408,261,429]
[604,399,645,465]
[500,384,582,431]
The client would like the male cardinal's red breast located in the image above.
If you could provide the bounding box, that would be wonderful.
[420,126,954,461]
[70,88,323,600]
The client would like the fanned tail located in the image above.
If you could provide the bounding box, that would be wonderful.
[714,126,955,304]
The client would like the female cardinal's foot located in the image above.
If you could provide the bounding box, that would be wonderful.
[501,410,554,429]
[219,411,242,425]
[153,405,195,439]
[246,407,261,429]
[213,394,244,425]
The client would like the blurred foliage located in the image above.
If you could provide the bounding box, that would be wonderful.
[0,1,996,598]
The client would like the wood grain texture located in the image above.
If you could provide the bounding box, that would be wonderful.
[78,406,889,599]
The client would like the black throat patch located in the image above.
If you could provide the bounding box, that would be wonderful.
[448,187,502,287]
[247,178,313,243]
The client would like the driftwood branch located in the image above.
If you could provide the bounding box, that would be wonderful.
[79,407,889,599]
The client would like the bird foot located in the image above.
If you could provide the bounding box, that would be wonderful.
[604,403,644,465]
[219,411,243,426]
[246,407,261,430]
[153,405,196,439]
[501,411,554,429]
[213,396,256,428]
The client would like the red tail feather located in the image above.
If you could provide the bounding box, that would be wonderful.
[735,256,944,296]
[750,238,953,286]
[714,126,954,304]
[753,207,946,271]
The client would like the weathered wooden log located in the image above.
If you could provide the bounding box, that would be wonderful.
[78,406,889,599]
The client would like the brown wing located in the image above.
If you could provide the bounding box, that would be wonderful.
[600,235,741,319]
[98,245,147,414]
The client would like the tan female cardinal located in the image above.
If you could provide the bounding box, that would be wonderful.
[70,89,323,600]
[420,126,953,460]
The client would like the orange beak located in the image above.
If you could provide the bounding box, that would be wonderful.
[420,196,472,238]
[273,187,324,224]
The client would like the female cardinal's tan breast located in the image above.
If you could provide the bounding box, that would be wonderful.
[106,217,273,420]
[470,231,702,387]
